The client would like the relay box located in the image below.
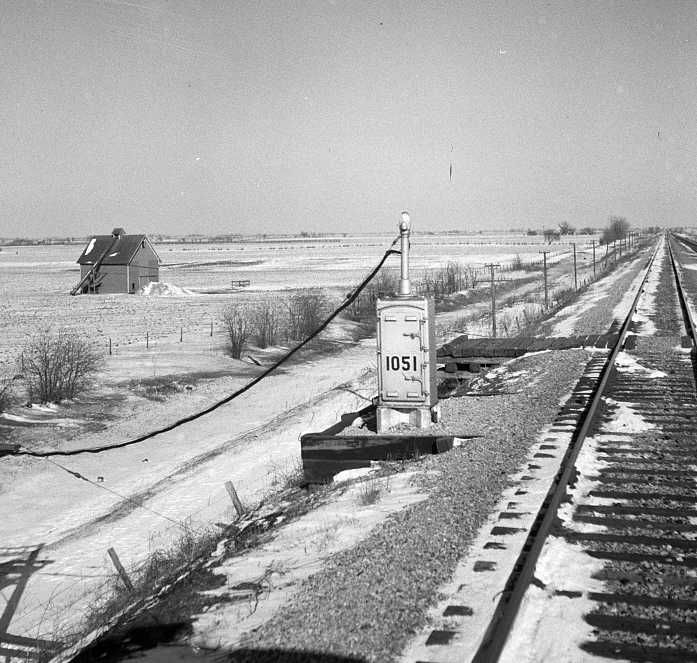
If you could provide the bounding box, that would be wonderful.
[376,296,437,409]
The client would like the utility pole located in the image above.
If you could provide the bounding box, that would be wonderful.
[591,240,596,279]
[572,242,578,291]
[485,263,500,338]
[540,251,550,309]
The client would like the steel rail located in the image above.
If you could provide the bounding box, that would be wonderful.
[471,236,662,663]
[667,233,697,343]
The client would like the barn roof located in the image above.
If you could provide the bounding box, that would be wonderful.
[76,234,158,265]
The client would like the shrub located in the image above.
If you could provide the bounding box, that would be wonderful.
[284,289,328,340]
[344,268,399,323]
[21,328,102,403]
[221,303,252,359]
[419,262,478,297]
[254,300,282,348]
[0,373,20,412]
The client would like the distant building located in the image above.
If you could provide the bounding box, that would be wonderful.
[72,228,160,295]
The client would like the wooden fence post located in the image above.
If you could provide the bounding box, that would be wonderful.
[107,547,134,592]
[225,481,246,518]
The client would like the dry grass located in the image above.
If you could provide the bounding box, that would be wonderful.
[265,457,307,495]
[356,475,390,506]
[79,523,218,639]
[130,377,188,401]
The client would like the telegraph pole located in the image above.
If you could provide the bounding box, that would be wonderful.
[591,240,596,279]
[485,263,500,338]
[572,242,578,291]
[540,251,550,309]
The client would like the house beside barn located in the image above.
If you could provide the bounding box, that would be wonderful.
[72,228,160,295]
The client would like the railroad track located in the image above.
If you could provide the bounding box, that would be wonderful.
[410,233,697,663]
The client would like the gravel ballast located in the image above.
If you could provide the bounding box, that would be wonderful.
[235,348,594,662]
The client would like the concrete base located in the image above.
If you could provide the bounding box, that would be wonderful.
[376,405,440,433]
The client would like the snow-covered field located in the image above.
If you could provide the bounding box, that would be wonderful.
[0,232,586,365]
[0,230,622,650]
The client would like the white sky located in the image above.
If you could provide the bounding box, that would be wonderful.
[2,1,696,237]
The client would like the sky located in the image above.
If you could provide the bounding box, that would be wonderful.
[2,0,696,238]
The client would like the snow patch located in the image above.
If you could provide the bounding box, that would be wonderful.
[84,238,96,255]
[138,281,196,297]
[26,403,59,412]
[602,397,655,433]
[499,535,605,663]
[0,412,80,427]
[332,467,376,483]
[615,351,667,378]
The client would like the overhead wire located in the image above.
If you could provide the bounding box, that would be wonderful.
[45,457,193,532]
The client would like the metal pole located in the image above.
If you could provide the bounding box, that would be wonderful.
[572,242,578,291]
[485,263,500,338]
[398,211,411,297]
[541,251,549,308]
[592,240,596,279]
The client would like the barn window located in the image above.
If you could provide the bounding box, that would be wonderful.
[141,240,145,248]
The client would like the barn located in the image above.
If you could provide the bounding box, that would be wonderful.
[72,228,160,295]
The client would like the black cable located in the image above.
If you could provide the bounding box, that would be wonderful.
[16,239,401,458]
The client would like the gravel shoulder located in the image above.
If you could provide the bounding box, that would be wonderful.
[192,348,594,662]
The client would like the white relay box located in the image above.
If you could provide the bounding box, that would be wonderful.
[376,296,437,409]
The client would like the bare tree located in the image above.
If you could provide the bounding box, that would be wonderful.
[254,300,281,348]
[22,328,102,403]
[601,216,630,244]
[221,303,251,359]
[543,229,560,243]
